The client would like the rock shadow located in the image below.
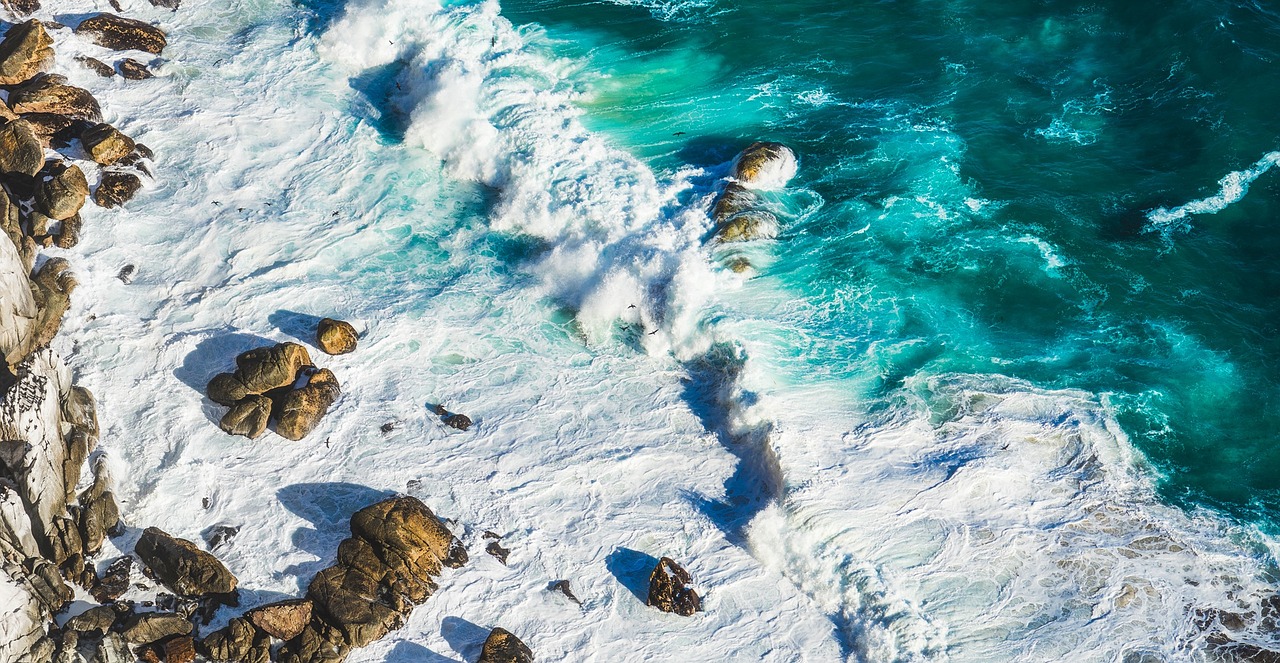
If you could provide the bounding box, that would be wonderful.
[677,135,748,170]
[440,616,489,662]
[276,483,396,582]
[173,329,276,394]
[386,641,459,663]
[267,309,325,346]
[348,59,414,142]
[604,547,657,604]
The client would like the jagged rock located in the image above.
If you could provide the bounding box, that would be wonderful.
[21,112,84,148]
[164,636,197,663]
[315,318,357,355]
[0,20,54,86]
[22,635,56,663]
[0,0,41,19]
[729,141,797,187]
[647,557,701,616]
[94,632,133,663]
[0,483,39,562]
[9,74,102,123]
[218,395,271,439]
[0,184,32,271]
[276,620,347,663]
[78,460,121,556]
[121,612,193,645]
[25,556,71,611]
[80,123,134,166]
[27,258,77,362]
[136,527,237,597]
[276,369,340,441]
[76,55,114,78]
[64,604,118,634]
[0,119,44,177]
[549,579,580,604]
[36,161,89,221]
[91,555,131,602]
[52,629,79,663]
[206,342,312,406]
[75,14,167,54]
[485,540,509,565]
[93,170,142,208]
[118,58,152,80]
[200,617,272,663]
[246,599,311,641]
[0,563,50,660]
[0,350,72,552]
[477,628,533,663]
[47,514,82,564]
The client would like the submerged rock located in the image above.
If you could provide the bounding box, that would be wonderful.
[477,628,533,663]
[549,579,580,605]
[118,58,152,80]
[647,556,701,616]
[76,55,115,78]
[94,169,143,208]
[0,19,54,86]
[135,527,238,597]
[75,14,167,54]
[729,141,797,188]
[315,318,357,355]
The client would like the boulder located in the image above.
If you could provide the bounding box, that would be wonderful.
[95,632,134,663]
[90,555,131,602]
[22,113,85,148]
[729,141,797,188]
[119,58,152,80]
[199,617,270,663]
[53,214,81,249]
[135,527,238,597]
[80,123,134,165]
[93,169,142,208]
[218,395,271,439]
[433,405,471,431]
[8,74,102,122]
[28,258,77,360]
[276,620,347,663]
[205,342,312,406]
[315,318,357,355]
[63,604,118,634]
[76,55,115,77]
[164,636,197,663]
[477,628,533,663]
[0,119,45,177]
[0,563,51,660]
[36,161,89,220]
[77,461,121,556]
[646,557,701,616]
[276,369,340,441]
[150,0,180,8]
[246,598,311,641]
[120,611,192,645]
[713,211,777,243]
[0,19,54,86]
[0,0,41,19]
[74,14,167,54]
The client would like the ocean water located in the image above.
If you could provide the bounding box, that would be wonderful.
[49,0,1280,660]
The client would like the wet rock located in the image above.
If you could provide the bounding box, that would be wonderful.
[135,527,238,597]
[75,14,167,54]
[206,342,312,406]
[121,611,192,645]
[433,404,471,431]
[729,141,797,188]
[315,318,357,355]
[0,19,54,86]
[118,58,152,80]
[9,74,101,124]
[276,368,340,441]
[95,632,134,663]
[36,161,89,220]
[646,556,701,616]
[80,123,135,166]
[713,210,777,243]
[246,598,312,641]
[200,617,271,663]
[164,635,197,663]
[78,460,121,556]
[218,394,271,439]
[0,119,45,176]
[202,524,240,552]
[116,264,135,283]
[0,0,41,19]
[93,169,142,208]
[17,112,81,148]
[53,214,81,249]
[76,55,115,78]
[91,555,131,602]
[64,604,118,634]
[477,628,533,663]
[485,540,509,565]
[549,579,580,605]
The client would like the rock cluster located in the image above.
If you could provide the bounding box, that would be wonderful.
[647,556,701,616]
[206,342,341,440]
[707,141,797,271]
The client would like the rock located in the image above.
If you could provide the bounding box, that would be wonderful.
[0,0,41,18]
[75,14,167,54]
[646,557,701,616]
[117,264,135,283]
[713,211,777,243]
[276,369,340,441]
[135,527,238,597]
[246,599,311,641]
[80,123,135,165]
[234,342,312,395]
[218,395,271,439]
[23,113,86,149]
[0,19,54,86]
[118,58,152,80]
[485,540,509,565]
[0,563,47,661]
[93,170,142,208]
[205,374,249,407]
[433,404,472,431]
[315,318,357,355]
[78,461,121,556]
[0,119,45,176]
[28,258,77,359]
[202,524,239,552]
[25,556,72,611]
[477,628,533,663]
[9,74,101,123]
[150,0,180,8]
[94,632,134,663]
[0,350,73,551]
[36,161,89,220]
[549,579,580,605]
[121,612,192,645]
[64,604,118,634]
[164,635,197,663]
[91,555,131,602]
[276,620,347,663]
[200,617,271,663]
[76,55,114,78]
[53,214,82,249]
[729,141,797,188]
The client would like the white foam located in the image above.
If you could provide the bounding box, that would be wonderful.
[1147,151,1280,228]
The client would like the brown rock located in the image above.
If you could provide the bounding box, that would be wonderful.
[164,635,197,663]
[75,14,167,54]
[0,0,41,18]
[206,373,249,407]
[21,112,84,148]
[485,540,509,565]
[315,318,357,355]
[199,617,271,663]
[53,214,82,249]
[218,395,271,439]
[713,211,776,243]
[135,527,238,596]
[93,169,143,208]
[0,119,44,176]
[647,556,701,616]
[9,74,101,123]
[233,342,313,394]
[0,19,53,85]
[36,161,89,220]
[730,141,795,185]
[276,620,348,663]
[246,598,312,641]
[25,257,76,361]
[76,55,115,77]
[349,496,468,572]
[119,58,153,80]
[477,628,533,663]
[78,461,121,556]
[81,123,135,165]
[91,555,132,602]
[121,612,192,645]
[64,604,119,634]
[276,369,340,441]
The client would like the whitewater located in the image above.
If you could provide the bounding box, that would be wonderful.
[36,0,1280,661]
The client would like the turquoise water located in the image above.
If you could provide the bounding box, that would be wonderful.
[499,0,1280,527]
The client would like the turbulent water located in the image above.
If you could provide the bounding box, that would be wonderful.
[57,0,1280,660]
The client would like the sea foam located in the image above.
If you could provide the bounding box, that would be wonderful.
[1147,150,1280,229]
